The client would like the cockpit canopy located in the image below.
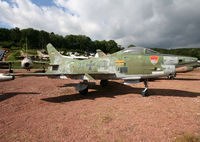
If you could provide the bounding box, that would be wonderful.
[122,47,159,55]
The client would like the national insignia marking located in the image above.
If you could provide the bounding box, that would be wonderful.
[150,56,159,65]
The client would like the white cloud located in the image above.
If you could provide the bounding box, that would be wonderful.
[0,0,200,48]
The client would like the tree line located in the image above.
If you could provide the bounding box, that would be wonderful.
[0,27,199,59]
[0,27,124,54]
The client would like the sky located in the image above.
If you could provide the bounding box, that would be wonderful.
[0,0,200,49]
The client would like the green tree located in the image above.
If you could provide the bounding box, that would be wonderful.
[10,27,21,46]
[128,44,136,48]
[21,28,40,48]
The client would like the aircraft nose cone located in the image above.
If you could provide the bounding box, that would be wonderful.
[185,57,198,63]
[190,57,198,63]
[193,57,198,62]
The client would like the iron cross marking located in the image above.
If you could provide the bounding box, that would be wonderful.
[86,61,95,70]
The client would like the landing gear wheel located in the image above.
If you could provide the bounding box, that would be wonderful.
[42,66,46,73]
[141,80,149,97]
[168,73,176,80]
[100,80,108,87]
[9,70,13,73]
[169,76,175,80]
[141,90,148,97]
[79,87,88,95]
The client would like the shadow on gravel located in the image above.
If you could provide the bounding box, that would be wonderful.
[58,83,78,87]
[41,81,200,103]
[0,92,40,102]
[157,78,200,81]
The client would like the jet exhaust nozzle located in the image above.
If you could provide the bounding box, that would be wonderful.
[21,57,33,69]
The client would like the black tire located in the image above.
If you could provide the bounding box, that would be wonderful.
[141,90,149,97]
[169,76,175,80]
[79,87,88,95]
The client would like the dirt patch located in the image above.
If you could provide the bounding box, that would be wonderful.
[0,69,200,142]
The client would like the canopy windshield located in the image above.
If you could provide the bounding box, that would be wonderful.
[122,47,159,54]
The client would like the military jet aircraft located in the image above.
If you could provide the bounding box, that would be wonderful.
[0,54,49,73]
[37,50,50,61]
[3,44,198,97]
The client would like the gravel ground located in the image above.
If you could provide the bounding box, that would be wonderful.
[0,69,200,142]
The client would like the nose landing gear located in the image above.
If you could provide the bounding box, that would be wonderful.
[141,80,149,97]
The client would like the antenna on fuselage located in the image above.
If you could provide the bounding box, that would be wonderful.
[26,37,28,57]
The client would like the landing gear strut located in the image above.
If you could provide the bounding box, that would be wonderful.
[8,63,13,73]
[141,80,149,97]
[42,66,46,73]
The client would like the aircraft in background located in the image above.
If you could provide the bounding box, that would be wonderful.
[0,53,34,73]
[64,54,88,60]
[3,44,198,97]
[37,50,49,61]
[0,39,48,73]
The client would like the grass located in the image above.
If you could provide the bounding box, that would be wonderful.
[21,48,37,55]
[6,48,38,61]
[6,50,20,61]
[174,133,200,142]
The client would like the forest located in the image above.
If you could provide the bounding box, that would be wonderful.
[0,27,200,59]
[0,27,123,54]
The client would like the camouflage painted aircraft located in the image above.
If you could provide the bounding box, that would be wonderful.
[3,44,198,97]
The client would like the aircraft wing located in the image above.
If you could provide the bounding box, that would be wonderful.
[4,72,61,76]
[0,60,49,69]
[3,72,116,80]
[0,60,49,64]
[63,55,88,60]
[0,61,19,69]
[0,61,21,63]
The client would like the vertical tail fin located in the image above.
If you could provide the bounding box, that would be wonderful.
[95,49,106,58]
[47,43,62,64]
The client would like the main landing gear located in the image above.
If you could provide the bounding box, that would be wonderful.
[76,80,89,95]
[141,80,149,97]
[168,73,176,80]
[79,86,88,95]
[76,79,149,97]
[8,62,13,73]
[76,80,109,95]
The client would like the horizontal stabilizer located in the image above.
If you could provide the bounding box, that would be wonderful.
[83,73,94,80]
